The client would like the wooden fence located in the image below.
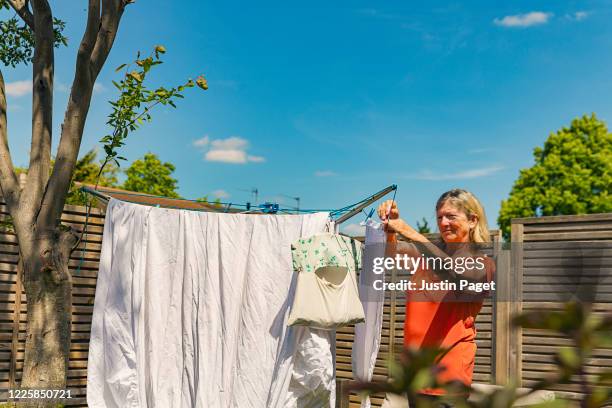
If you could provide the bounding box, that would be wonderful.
[0,203,106,407]
[0,201,610,406]
[508,214,612,402]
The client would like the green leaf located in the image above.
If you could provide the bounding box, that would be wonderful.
[556,348,580,370]
[128,71,143,82]
[115,63,127,72]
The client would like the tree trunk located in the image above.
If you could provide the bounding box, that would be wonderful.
[19,228,76,401]
[0,2,128,402]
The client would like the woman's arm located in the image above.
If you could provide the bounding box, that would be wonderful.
[384,218,489,284]
[376,200,489,283]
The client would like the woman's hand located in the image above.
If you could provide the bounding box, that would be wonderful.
[377,200,399,221]
[377,200,426,242]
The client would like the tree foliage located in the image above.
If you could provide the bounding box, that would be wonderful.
[10,149,119,205]
[416,217,431,234]
[498,114,612,239]
[352,302,612,407]
[65,149,119,205]
[100,46,207,169]
[122,152,180,198]
[0,0,67,67]
[72,149,119,187]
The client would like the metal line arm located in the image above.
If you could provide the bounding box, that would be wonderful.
[334,184,397,225]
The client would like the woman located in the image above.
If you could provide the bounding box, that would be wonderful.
[377,189,495,405]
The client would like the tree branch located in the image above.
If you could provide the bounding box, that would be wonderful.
[40,0,127,228]
[90,0,127,76]
[6,0,34,29]
[18,0,55,226]
[0,70,20,212]
[76,0,101,76]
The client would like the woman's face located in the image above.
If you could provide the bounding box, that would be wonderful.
[436,201,477,243]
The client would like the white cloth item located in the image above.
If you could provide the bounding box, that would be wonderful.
[87,199,335,408]
[352,220,387,408]
[381,393,409,408]
[288,233,365,329]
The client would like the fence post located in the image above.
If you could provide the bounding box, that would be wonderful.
[493,248,511,384]
[336,379,350,408]
[509,222,524,386]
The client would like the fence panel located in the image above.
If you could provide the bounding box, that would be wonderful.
[511,213,612,402]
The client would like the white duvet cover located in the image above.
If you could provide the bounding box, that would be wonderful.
[87,199,335,407]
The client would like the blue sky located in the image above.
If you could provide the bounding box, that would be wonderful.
[3,1,612,235]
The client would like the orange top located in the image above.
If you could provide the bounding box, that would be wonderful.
[404,259,494,395]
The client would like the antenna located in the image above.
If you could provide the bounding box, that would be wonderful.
[279,194,300,213]
[238,187,259,205]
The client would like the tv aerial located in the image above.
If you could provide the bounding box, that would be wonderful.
[238,187,259,205]
[279,194,300,213]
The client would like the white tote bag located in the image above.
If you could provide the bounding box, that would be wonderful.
[287,233,365,329]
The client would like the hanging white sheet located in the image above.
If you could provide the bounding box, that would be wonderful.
[352,220,387,408]
[87,199,335,408]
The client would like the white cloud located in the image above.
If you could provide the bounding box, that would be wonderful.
[55,82,70,93]
[494,12,552,28]
[211,136,248,150]
[5,80,31,97]
[341,223,366,237]
[411,166,503,181]
[205,149,248,164]
[193,135,210,147]
[247,155,265,163]
[194,136,265,164]
[314,170,337,177]
[211,189,230,199]
[568,11,589,21]
[6,79,106,97]
[93,82,106,94]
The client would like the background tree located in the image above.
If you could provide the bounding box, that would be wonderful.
[72,149,119,187]
[65,148,119,205]
[122,152,180,198]
[416,217,431,234]
[498,114,612,240]
[9,149,119,205]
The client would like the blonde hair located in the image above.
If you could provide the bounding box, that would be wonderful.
[436,189,490,243]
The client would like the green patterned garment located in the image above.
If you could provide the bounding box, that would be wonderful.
[291,233,362,276]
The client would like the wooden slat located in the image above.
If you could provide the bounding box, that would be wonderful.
[524,221,612,233]
[512,213,612,224]
[524,231,612,241]
[8,260,21,389]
